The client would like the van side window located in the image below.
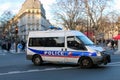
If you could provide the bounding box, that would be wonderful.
[29,38,42,46]
[29,37,65,47]
[67,36,86,50]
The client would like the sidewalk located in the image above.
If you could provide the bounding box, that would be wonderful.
[10,49,25,54]
[0,48,25,54]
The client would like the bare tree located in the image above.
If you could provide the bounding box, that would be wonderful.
[0,10,14,39]
[52,0,113,31]
[52,0,84,30]
[83,0,113,31]
[0,10,14,27]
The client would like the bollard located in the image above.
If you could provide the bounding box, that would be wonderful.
[17,43,23,53]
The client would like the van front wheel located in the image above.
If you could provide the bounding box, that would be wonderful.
[79,57,93,68]
[32,55,42,66]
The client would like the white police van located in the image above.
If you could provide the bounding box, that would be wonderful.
[26,30,111,68]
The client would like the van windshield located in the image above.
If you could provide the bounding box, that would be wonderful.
[77,36,94,45]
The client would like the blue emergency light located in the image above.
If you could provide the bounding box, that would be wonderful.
[49,26,62,30]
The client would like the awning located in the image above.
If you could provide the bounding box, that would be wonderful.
[113,34,120,40]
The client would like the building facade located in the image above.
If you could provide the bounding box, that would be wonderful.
[5,0,51,41]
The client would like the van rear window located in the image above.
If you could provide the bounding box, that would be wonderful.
[28,37,65,47]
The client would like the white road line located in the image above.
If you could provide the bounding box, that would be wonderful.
[109,62,120,65]
[108,64,120,66]
[0,67,74,76]
[106,62,120,67]
[8,71,21,74]
[0,62,120,76]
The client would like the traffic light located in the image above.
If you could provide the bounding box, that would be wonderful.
[15,27,18,34]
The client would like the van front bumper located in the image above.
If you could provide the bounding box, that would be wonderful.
[91,54,111,65]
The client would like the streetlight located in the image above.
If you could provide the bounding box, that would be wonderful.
[15,26,18,52]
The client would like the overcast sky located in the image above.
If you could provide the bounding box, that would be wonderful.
[114,0,120,10]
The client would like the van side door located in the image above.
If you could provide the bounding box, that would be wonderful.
[64,36,87,63]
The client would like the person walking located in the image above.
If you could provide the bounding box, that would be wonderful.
[111,40,115,50]
[7,41,11,51]
[21,40,25,51]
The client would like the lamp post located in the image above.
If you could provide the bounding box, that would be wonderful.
[86,15,89,37]
[15,26,18,52]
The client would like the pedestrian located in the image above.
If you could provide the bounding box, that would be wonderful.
[2,42,6,50]
[107,41,111,48]
[111,40,115,50]
[7,41,11,51]
[21,40,25,51]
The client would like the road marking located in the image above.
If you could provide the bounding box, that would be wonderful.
[108,62,120,65]
[107,62,120,66]
[108,64,120,66]
[0,67,74,76]
[0,62,120,76]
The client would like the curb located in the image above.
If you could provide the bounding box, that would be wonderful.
[9,50,25,54]
[0,49,25,54]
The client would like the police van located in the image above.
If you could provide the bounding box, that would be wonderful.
[26,30,111,68]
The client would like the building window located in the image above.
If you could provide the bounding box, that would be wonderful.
[28,14,30,19]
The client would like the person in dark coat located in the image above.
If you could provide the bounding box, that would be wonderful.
[7,41,11,51]
[2,43,6,50]
[111,40,115,50]
[21,40,25,51]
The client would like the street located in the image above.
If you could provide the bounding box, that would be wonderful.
[0,0,120,80]
[0,50,120,80]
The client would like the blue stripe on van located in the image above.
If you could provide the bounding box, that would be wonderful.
[28,48,97,57]
[28,48,44,55]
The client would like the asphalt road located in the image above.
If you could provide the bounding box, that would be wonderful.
[0,51,120,80]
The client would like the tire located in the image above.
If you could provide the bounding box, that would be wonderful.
[32,55,42,66]
[79,57,93,68]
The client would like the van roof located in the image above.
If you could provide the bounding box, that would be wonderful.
[28,30,85,37]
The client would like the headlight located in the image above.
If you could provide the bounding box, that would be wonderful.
[97,51,102,56]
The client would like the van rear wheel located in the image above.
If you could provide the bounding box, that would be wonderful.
[32,55,42,66]
[79,57,93,68]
